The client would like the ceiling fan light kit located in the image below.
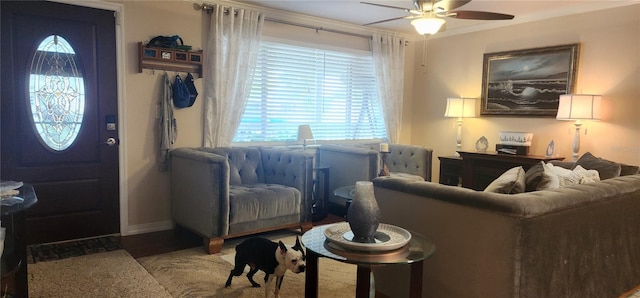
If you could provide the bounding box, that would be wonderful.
[411,16,446,35]
[362,0,514,35]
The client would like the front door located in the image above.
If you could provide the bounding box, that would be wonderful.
[1,1,120,244]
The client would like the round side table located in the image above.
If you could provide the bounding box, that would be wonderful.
[302,223,436,298]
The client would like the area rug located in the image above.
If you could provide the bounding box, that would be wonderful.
[28,249,171,297]
[137,232,358,297]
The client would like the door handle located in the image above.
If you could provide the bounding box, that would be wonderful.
[104,138,118,146]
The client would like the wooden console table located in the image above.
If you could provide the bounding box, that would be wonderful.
[442,151,564,190]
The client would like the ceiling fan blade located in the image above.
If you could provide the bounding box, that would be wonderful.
[360,2,412,12]
[447,10,514,20]
[363,15,410,26]
[433,0,471,12]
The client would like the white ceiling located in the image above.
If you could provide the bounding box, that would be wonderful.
[235,0,638,38]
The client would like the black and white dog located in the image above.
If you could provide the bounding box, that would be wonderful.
[225,237,306,297]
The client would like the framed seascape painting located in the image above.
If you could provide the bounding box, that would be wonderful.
[480,44,579,117]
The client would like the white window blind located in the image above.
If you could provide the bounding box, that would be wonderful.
[233,41,387,143]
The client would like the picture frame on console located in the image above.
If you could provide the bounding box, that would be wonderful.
[480,43,579,117]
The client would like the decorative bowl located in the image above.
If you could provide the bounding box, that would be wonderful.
[498,131,533,146]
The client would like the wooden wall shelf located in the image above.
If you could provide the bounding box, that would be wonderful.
[138,42,203,77]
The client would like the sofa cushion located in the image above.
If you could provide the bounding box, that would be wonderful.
[524,161,545,192]
[484,166,525,194]
[390,172,425,181]
[575,152,621,180]
[539,163,601,190]
[620,164,640,176]
[538,162,562,189]
[526,161,595,191]
[229,184,301,224]
[211,147,265,185]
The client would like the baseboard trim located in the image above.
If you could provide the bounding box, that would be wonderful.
[126,220,174,236]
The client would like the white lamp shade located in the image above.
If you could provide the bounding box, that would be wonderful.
[444,97,477,118]
[297,124,314,141]
[556,94,601,120]
[411,17,445,35]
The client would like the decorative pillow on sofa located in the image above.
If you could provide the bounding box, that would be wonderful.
[575,152,621,180]
[539,162,565,189]
[524,161,545,192]
[571,165,601,184]
[537,162,601,190]
[620,163,640,176]
[484,166,525,194]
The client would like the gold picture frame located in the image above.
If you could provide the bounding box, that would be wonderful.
[480,44,580,117]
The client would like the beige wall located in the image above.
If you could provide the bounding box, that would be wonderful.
[117,1,639,232]
[119,1,204,232]
[412,5,640,182]
[117,1,415,232]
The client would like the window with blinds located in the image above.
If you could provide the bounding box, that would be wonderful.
[232,41,387,143]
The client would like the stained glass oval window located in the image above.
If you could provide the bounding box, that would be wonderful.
[28,35,85,151]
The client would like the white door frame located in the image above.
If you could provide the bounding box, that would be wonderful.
[49,0,129,236]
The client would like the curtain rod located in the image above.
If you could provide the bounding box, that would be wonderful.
[264,17,372,40]
[198,3,372,40]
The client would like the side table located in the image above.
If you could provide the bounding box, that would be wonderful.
[1,184,38,298]
[438,156,463,186]
[312,166,330,221]
[302,224,436,298]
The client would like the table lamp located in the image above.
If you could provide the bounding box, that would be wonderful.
[444,97,477,156]
[297,124,314,151]
[556,94,601,161]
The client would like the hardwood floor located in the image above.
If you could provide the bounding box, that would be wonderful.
[120,228,202,259]
[121,214,345,259]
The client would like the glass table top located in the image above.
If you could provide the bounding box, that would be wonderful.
[333,185,356,200]
[302,223,436,266]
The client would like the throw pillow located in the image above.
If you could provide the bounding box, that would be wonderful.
[575,152,621,180]
[539,163,602,190]
[524,161,545,192]
[484,166,525,194]
[620,163,640,176]
[540,162,563,189]
[571,165,601,184]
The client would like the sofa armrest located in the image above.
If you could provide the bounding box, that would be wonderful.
[170,147,230,237]
[260,147,315,222]
[317,144,378,196]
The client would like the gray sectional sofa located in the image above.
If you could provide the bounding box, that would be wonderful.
[370,160,640,297]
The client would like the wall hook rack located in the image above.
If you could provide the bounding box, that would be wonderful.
[138,42,203,77]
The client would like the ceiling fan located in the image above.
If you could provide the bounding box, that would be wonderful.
[361,0,514,35]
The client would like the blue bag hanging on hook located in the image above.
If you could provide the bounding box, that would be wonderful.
[185,73,198,107]
[173,74,191,108]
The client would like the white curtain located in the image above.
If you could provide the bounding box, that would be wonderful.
[372,33,406,144]
[203,5,264,147]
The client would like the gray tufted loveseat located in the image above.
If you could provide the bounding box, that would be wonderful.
[170,147,314,254]
[356,143,433,181]
[317,143,433,211]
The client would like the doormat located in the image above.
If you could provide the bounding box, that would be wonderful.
[27,236,121,264]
